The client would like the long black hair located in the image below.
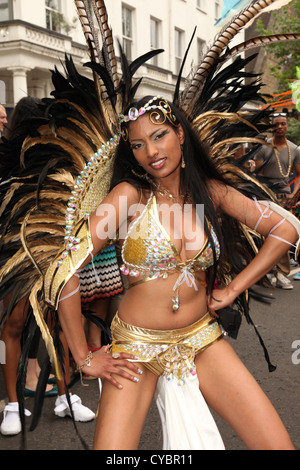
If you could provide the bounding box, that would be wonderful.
[110,96,247,295]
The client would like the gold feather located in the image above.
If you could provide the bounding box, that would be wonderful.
[0,248,30,281]
[210,137,270,155]
[3,225,65,244]
[22,214,66,225]
[6,194,69,225]
[20,207,43,276]
[20,137,86,172]
[29,278,62,379]
[0,182,22,217]
[53,127,95,160]
[0,243,63,282]
[22,224,65,238]
[54,99,112,143]
[48,170,75,188]
[193,111,261,134]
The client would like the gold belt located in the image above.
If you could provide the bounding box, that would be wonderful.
[111,312,223,384]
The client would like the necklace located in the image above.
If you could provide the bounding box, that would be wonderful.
[272,138,292,178]
[153,183,190,203]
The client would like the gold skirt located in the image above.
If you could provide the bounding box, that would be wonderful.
[111,312,223,383]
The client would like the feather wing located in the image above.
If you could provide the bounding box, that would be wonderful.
[180,0,297,113]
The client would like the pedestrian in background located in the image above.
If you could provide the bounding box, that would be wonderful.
[0,105,7,136]
[254,113,300,289]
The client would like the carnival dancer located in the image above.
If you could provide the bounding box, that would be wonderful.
[51,92,298,450]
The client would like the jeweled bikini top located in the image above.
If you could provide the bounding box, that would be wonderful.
[120,192,220,311]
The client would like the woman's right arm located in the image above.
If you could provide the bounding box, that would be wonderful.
[207,181,298,314]
[57,183,142,388]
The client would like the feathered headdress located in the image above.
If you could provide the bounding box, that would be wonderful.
[0,0,299,432]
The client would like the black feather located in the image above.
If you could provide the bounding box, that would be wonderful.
[29,356,51,431]
[129,49,164,77]
[174,27,197,106]
[84,61,116,105]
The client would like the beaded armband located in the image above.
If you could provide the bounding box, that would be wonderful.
[44,216,93,310]
[257,200,300,258]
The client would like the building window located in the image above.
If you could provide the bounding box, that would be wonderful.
[197,38,206,63]
[122,5,133,61]
[215,0,221,19]
[196,0,206,11]
[0,0,12,21]
[150,17,161,67]
[0,80,6,104]
[45,0,61,32]
[175,28,184,75]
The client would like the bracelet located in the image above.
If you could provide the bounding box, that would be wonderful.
[75,351,93,373]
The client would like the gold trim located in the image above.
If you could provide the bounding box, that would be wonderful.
[44,216,94,309]
[110,312,223,376]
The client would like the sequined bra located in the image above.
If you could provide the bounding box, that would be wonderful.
[120,192,220,311]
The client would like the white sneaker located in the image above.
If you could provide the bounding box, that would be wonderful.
[266,273,276,286]
[54,394,95,422]
[0,402,31,436]
[276,272,293,290]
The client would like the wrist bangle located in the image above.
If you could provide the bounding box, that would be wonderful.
[75,351,93,373]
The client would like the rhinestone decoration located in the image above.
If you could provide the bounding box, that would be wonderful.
[121,194,221,311]
[120,202,178,281]
[64,135,119,241]
[119,96,168,123]
[56,135,120,269]
[113,322,221,386]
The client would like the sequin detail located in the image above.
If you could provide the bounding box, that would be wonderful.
[64,135,119,244]
[112,319,222,386]
[121,195,178,279]
[120,192,220,304]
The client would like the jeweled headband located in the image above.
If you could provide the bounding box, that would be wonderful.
[119,96,178,141]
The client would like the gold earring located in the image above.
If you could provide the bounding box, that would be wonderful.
[181,147,186,168]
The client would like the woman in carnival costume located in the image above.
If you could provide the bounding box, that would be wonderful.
[1,0,300,449]
[55,95,298,450]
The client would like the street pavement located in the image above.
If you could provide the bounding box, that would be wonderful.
[0,270,299,451]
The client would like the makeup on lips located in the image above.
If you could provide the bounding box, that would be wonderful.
[150,157,167,170]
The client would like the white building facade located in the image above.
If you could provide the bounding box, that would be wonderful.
[0,0,225,112]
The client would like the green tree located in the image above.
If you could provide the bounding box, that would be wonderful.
[256,0,300,92]
[287,117,300,146]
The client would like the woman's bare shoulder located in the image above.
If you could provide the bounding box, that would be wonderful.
[109,182,141,203]
[111,182,153,206]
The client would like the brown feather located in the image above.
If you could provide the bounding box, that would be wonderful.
[222,33,300,61]
[181,0,284,111]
